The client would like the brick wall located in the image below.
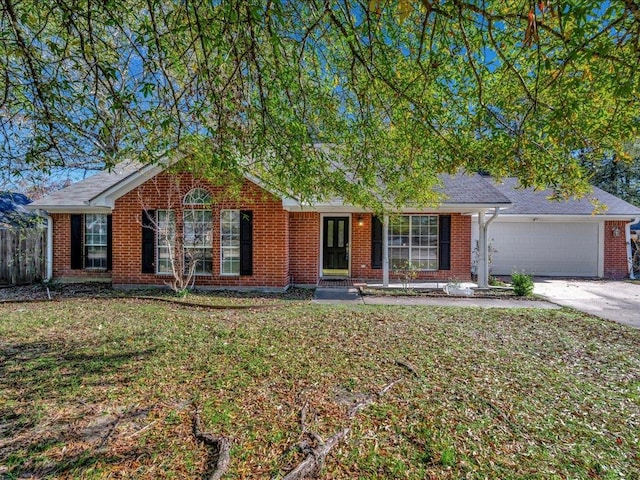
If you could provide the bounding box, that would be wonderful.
[111,172,290,288]
[50,173,290,288]
[350,213,472,281]
[50,172,472,287]
[50,213,111,281]
[288,211,320,285]
[286,212,472,284]
[604,220,630,279]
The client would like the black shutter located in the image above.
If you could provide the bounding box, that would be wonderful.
[70,214,83,269]
[141,210,155,274]
[371,215,383,269]
[439,215,451,271]
[106,215,113,271]
[240,210,253,276]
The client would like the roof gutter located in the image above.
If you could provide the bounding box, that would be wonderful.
[626,217,639,279]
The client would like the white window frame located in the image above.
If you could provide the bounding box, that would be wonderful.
[388,215,438,271]
[183,209,213,276]
[183,188,212,206]
[220,209,240,276]
[156,210,175,275]
[84,213,108,269]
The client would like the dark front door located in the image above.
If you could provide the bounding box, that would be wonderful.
[323,216,349,275]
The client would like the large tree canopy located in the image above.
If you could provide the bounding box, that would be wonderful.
[1,0,639,207]
[581,141,640,206]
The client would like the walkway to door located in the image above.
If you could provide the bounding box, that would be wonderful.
[312,282,558,310]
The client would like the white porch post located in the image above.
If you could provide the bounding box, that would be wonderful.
[382,214,389,287]
[477,208,500,288]
[626,217,640,279]
[477,211,487,288]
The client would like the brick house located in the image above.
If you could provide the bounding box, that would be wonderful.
[28,162,640,288]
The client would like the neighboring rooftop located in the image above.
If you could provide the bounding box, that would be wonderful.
[0,192,40,227]
[493,178,640,216]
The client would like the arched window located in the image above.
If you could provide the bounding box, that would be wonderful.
[183,188,211,206]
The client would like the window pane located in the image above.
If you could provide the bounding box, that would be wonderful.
[221,210,240,275]
[183,209,212,275]
[185,247,213,274]
[387,215,438,271]
[327,220,334,248]
[85,214,108,268]
[86,246,107,269]
[156,210,176,274]
[183,188,212,205]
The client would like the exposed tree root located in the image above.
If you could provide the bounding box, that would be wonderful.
[282,377,404,479]
[347,378,403,418]
[281,428,350,480]
[395,359,421,378]
[192,406,231,480]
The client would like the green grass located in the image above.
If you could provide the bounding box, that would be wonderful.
[1,296,639,479]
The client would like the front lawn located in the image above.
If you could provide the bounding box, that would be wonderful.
[1,297,638,479]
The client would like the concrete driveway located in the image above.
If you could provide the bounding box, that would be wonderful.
[534,279,640,329]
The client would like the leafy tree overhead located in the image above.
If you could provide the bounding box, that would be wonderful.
[1,0,639,207]
[581,141,640,207]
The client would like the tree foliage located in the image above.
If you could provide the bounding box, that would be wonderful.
[581,141,640,207]
[1,0,639,207]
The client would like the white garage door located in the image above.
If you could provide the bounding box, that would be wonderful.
[488,222,600,277]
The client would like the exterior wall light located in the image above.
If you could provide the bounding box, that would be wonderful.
[357,214,364,227]
[612,225,621,237]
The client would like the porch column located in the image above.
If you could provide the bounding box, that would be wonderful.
[477,211,487,288]
[477,208,500,288]
[382,214,389,287]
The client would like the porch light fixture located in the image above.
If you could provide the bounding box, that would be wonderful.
[357,214,364,226]
[612,225,621,238]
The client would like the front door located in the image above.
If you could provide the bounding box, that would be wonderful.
[322,216,349,276]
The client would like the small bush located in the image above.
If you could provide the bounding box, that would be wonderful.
[511,271,534,296]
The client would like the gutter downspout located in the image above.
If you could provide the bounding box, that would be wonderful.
[41,210,53,282]
[626,217,639,279]
[477,207,500,288]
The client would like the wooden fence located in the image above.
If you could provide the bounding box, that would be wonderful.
[0,227,46,285]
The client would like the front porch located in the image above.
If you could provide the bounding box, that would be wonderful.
[316,277,477,291]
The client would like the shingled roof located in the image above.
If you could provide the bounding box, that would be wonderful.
[437,173,510,205]
[28,159,512,212]
[28,161,144,210]
[493,178,640,217]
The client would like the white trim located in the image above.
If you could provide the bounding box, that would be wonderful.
[319,213,351,278]
[626,218,639,279]
[387,214,439,272]
[490,214,639,222]
[90,163,164,208]
[155,209,176,275]
[283,200,510,213]
[598,222,605,278]
[183,208,214,276]
[220,209,241,276]
[33,206,112,214]
[382,215,389,287]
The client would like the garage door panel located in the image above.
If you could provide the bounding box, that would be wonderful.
[488,222,599,277]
